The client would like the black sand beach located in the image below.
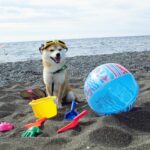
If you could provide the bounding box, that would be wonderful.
[0,51,150,150]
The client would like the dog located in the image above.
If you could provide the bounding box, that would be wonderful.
[39,40,77,108]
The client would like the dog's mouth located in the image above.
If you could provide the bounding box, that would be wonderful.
[50,56,61,63]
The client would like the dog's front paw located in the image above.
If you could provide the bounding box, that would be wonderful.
[55,98,62,109]
[57,103,62,109]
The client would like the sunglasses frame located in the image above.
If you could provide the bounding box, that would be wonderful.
[39,40,68,54]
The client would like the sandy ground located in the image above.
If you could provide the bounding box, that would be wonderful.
[0,51,150,150]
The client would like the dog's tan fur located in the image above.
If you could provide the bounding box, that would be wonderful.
[41,42,76,108]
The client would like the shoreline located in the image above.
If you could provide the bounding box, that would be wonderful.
[0,50,149,64]
[0,51,150,88]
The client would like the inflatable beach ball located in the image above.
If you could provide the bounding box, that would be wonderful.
[84,63,139,115]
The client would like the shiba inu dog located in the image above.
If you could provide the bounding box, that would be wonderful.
[39,40,77,108]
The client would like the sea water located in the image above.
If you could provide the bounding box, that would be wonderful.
[0,35,150,63]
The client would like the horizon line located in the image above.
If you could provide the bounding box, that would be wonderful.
[1,34,150,44]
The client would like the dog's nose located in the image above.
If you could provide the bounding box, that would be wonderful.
[56,53,60,57]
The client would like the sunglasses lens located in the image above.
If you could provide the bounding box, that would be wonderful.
[46,41,53,44]
[58,40,65,44]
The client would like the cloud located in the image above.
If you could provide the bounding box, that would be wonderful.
[0,0,150,42]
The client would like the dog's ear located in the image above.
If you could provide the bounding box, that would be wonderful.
[39,44,44,54]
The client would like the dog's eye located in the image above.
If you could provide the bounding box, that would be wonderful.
[58,48,62,51]
[50,49,54,52]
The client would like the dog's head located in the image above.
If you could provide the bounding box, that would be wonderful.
[39,40,68,64]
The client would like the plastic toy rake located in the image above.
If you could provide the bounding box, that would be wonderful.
[57,110,88,133]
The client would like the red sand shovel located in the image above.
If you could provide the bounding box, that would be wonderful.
[57,110,88,133]
[24,118,48,129]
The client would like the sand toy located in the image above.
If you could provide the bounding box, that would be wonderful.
[21,126,41,138]
[57,110,88,133]
[0,122,14,132]
[29,96,57,119]
[64,100,79,121]
[24,118,48,129]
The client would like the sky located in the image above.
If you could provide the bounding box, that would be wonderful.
[0,0,150,42]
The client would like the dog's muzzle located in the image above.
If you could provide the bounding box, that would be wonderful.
[50,55,61,63]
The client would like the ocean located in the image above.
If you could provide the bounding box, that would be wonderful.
[0,35,150,63]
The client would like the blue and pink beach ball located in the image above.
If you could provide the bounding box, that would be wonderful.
[84,63,139,115]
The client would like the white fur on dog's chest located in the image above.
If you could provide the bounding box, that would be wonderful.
[53,72,65,91]
[43,69,65,91]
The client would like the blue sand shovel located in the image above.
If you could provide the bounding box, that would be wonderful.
[64,100,79,121]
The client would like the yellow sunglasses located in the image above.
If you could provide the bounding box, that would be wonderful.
[43,40,68,50]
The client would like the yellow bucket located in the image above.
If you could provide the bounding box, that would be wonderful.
[29,96,57,119]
